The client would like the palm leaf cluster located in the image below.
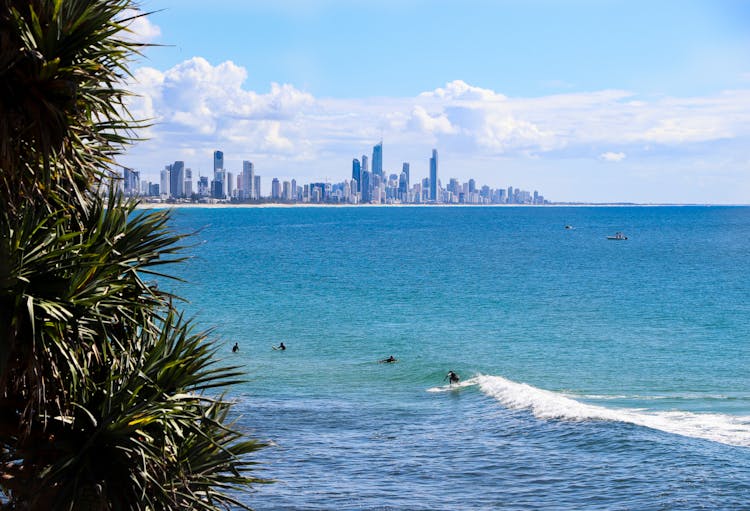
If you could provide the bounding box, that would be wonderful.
[0,1,265,509]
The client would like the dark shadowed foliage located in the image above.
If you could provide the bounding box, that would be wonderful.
[0,1,266,509]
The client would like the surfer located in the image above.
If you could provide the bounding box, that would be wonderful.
[273,342,286,351]
[379,355,397,363]
[232,342,239,353]
[444,370,460,386]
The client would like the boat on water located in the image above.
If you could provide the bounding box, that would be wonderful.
[607,232,628,240]
[565,225,573,230]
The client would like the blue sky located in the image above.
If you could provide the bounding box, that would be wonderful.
[123,1,750,203]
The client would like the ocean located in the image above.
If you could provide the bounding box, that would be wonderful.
[164,205,750,510]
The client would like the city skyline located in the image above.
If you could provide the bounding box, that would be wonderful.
[121,2,750,204]
[124,142,548,205]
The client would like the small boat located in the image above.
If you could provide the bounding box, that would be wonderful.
[607,232,628,240]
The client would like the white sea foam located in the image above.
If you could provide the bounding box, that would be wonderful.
[454,375,750,447]
[426,379,477,393]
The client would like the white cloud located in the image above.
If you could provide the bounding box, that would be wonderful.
[122,59,750,202]
[600,152,626,162]
[420,80,505,102]
[120,9,161,43]
[407,106,456,134]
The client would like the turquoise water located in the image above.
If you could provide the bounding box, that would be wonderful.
[166,206,750,510]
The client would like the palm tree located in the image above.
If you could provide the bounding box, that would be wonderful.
[0,1,266,509]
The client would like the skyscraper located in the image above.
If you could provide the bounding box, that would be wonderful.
[429,149,438,202]
[213,150,224,173]
[398,172,408,201]
[402,162,410,189]
[170,161,184,198]
[198,176,209,196]
[271,178,281,199]
[123,168,139,196]
[184,168,193,196]
[361,170,372,203]
[254,175,261,200]
[160,167,170,197]
[361,154,368,173]
[212,150,225,198]
[352,158,361,192]
[226,171,234,198]
[372,142,383,178]
[242,161,254,200]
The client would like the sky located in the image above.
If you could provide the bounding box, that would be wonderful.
[121,0,750,203]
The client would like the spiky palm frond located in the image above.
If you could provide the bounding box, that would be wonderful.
[0,1,268,509]
[0,0,145,216]
[5,309,265,511]
[0,191,186,424]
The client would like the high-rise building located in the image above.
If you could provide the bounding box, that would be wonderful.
[402,162,410,189]
[271,178,281,199]
[170,161,185,198]
[213,150,224,173]
[372,142,383,178]
[198,176,209,196]
[282,181,291,201]
[123,168,139,196]
[160,167,170,197]
[242,161,254,200]
[361,154,368,173]
[291,179,297,200]
[361,170,372,203]
[226,171,234,198]
[184,169,193,197]
[398,172,408,201]
[352,158,361,192]
[468,178,476,194]
[429,149,438,202]
[212,150,224,198]
[212,170,226,199]
[254,175,261,200]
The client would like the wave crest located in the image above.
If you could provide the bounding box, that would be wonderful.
[470,375,750,447]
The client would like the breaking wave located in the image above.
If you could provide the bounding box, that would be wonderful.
[433,374,750,447]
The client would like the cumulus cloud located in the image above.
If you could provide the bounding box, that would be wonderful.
[120,9,161,43]
[600,152,626,162]
[408,106,456,134]
[129,58,313,138]
[420,79,506,102]
[122,59,750,197]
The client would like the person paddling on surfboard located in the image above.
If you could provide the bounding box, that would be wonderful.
[444,370,460,386]
[379,355,397,363]
[232,342,239,353]
[273,342,286,351]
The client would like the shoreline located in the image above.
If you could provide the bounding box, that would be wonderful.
[133,201,748,209]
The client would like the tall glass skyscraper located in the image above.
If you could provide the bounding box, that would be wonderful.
[372,142,383,178]
[352,158,361,192]
[361,170,372,203]
[170,160,184,198]
[242,161,254,200]
[213,150,224,173]
[429,149,438,202]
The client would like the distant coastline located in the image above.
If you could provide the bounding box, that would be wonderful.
[134,201,747,209]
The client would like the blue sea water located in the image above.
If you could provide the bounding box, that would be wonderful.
[163,205,750,510]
